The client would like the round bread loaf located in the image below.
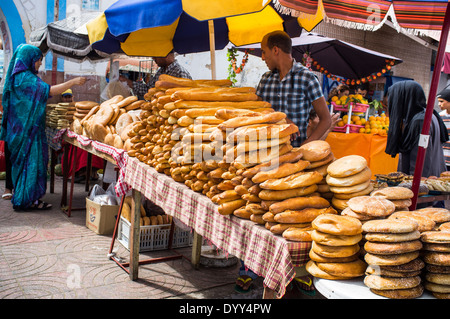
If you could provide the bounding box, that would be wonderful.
[362,219,419,234]
[316,259,366,278]
[312,241,360,258]
[299,140,331,162]
[390,199,412,210]
[330,197,349,211]
[329,180,371,194]
[364,251,420,266]
[423,243,450,252]
[369,285,424,299]
[421,231,450,243]
[341,207,374,221]
[426,273,450,285]
[423,251,450,266]
[431,292,450,299]
[388,211,436,232]
[378,258,425,272]
[75,100,99,110]
[269,223,311,235]
[312,213,363,235]
[311,230,362,246]
[308,249,360,263]
[365,265,422,278]
[439,222,450,232]
[415,207,450,223]
[365,230,421,243]
[370,186,414,200]
[306,152,334,169]
[364,274,421,290]
[327,155,367,177]
[305,260,348,280]
[364,240,422,255]
[424,281,450,293]
[333,183,374,199]
[426,264,450,274]
[347,196,395,217]
[326,167,372,187]
[282,227,313,242]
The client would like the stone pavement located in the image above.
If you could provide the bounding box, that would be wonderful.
[0,175,321,300]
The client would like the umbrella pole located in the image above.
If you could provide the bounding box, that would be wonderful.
[208,20,216,80]
[410,3,450,210]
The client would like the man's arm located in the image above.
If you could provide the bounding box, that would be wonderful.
[301,96,331,145]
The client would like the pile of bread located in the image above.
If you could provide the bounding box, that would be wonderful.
[46,102,76,129]
[121,195,172,227]
[70,97,143,150]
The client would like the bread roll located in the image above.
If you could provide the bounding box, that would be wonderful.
[299,140,331,162]
[311,230,362,246]
[327,155,368,177]
[326,167,372,187]
[312,213,363,236]
[282,227,313,242]
[217,199,246,215]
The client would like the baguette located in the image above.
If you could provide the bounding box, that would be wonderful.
[258,184,318,201]
[218,112,285,129]
[234,143,292,165]
[252,160,310,183]
[215,108,274,120]
[173,100,271,110]
[235,136,290,154]
[269,196,330,214]
[260,171,323,190]
[274,207,337,224]
[116,96,138,108]
[172,90,258,102]
[242,148,304,179]
[228,123,299,142]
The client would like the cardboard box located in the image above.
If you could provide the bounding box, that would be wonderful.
[85,197,119,235]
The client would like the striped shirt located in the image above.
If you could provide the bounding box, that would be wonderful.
[256,62,323,145]
[442,115,450,168]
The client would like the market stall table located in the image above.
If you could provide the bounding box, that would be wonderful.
[314,277,433,299]
[325,132,398,178]
[124,156,311,298]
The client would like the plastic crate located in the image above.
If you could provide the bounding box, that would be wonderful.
[332,102,369,113]
[332,124,364,133]
[117,216,193,252]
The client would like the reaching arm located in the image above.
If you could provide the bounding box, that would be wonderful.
[49,77,86,97]
[301,97,331,145]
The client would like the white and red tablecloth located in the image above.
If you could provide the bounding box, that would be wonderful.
[124,156,311,298]
[51,129,131,197]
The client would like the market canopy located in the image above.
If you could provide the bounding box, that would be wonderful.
[86,0,304,57]
[275,0,449,32]
[29,12,107,61]
[237,32,403,84]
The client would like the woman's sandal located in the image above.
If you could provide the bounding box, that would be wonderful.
[2,193,13,200]
[30,200,53,210]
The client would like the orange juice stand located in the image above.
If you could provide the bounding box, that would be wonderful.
[325,132,399,178]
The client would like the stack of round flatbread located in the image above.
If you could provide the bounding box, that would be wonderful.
[300,140,335,200]
[326,155,373,211]
[342,195,396,224]
[362,219,424,299]
[74,101,99,120]
[420,230,450,299]
[370,186,414,212]
[305,214,366,279]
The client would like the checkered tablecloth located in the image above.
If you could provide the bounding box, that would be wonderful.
[124,156,311,298]
[51,129,131,197]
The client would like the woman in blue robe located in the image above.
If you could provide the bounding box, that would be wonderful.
[0,44,86,210]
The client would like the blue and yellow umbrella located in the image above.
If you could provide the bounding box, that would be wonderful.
[86,0,305,57]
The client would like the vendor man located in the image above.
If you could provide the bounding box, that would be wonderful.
[256,30,331,147]
[147,50,192,88]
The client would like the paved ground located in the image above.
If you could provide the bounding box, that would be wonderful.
[0,175,322,300]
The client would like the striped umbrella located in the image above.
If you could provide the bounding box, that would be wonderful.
[278,0,450,210]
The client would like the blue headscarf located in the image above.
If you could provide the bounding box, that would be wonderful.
[0,44,50,209]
